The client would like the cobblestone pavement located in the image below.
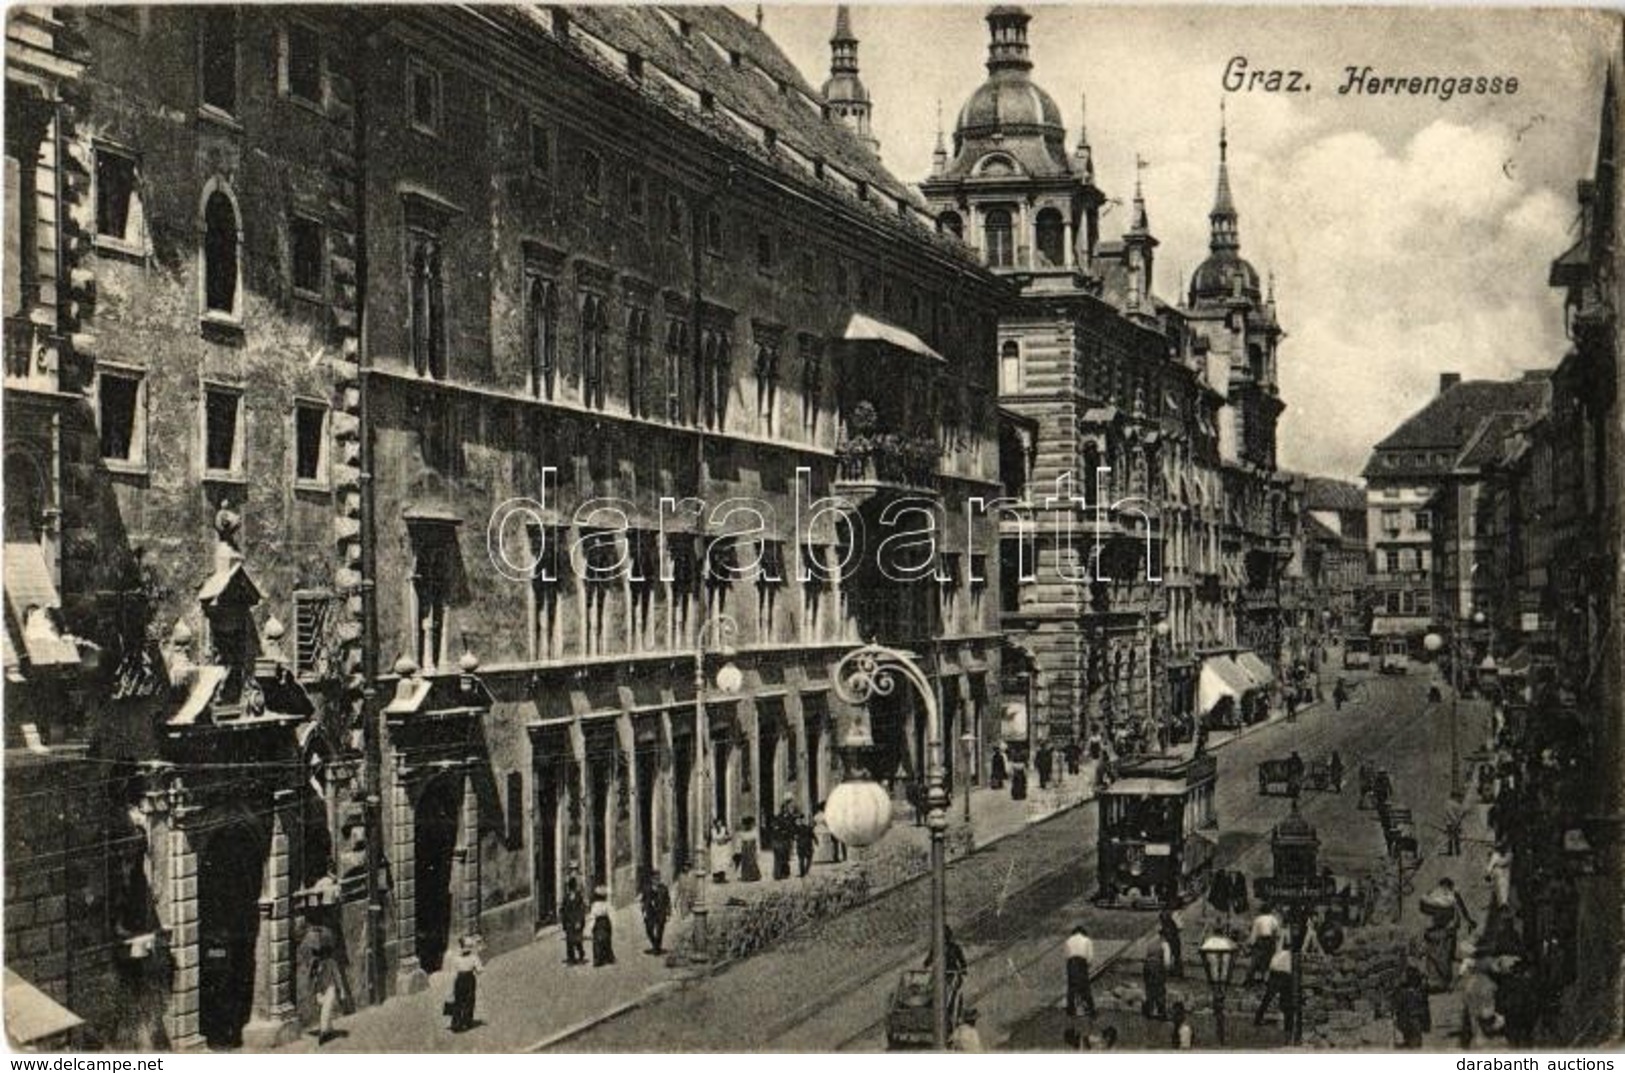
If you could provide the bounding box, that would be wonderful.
[563,671,1464,1052]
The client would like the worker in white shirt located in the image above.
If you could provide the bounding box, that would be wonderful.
[1245,906,1282,986]
[1254,943,1298,1039]
[1064,924,1097,1017]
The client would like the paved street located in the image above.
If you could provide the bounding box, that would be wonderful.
[561,668,1488,1051]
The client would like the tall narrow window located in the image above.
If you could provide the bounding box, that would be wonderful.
[801,543,827,640]
[294,401,328,485]
[999,340,1021,394]
[627,173,646,221]
[97,369,145,465]
[203,386,244,476]
[199,9,237,115]
[664,316,688,424]
[94,146,144,251]
[408,57,441,134]
[626,306,652,418]
[755,539,784,642]
[1035,208,1065,267]
[581,527,620,657]
[800,335,823,437]
[628,529,659,652]
[984,208,1013,268]
[666,192,684,242]
[580,294,608,410]
[530,523,570,661]
[668,534,698,640]
[290,215,323,297]
[755,230,774,272]
[699,328,731,431]
[705,210,723,254]
[527,274,558,399]
[202,189,240,318]
[704,536,736,619]
[293,590,330,679]
[580,151,602,203]
[408,227,446,380]
[283,21,322,104]
[754,335,779,435]
[411,526,458,672]
[529,119,551,177]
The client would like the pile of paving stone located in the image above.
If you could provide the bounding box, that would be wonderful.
[1299,924,1416,1046]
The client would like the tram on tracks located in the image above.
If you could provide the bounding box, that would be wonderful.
[1094,752,1219,909]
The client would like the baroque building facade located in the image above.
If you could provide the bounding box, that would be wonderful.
[920,6,1289,759]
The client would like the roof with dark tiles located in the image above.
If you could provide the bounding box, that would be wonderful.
[1363,376,1550,478]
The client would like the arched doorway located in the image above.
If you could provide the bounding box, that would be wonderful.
[414,776,461,973]
[197,819,267,1049]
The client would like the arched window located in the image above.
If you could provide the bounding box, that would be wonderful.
[937,211,963,239]
[999,339,1021,394]
[202,187,241,318]
[1035,208,1065,268]
[409,232,445,379]
[526,274,557,399]
[984,208,1013,268]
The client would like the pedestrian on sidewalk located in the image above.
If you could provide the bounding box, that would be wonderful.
[794,812,815,877]
[1485,842,1514,908]
[300,920,342,1045]
[590,886,616,966]
[772,796,798,880]
[1064,740,1081,776]
[445,935,483,1033]
[1063,924,1096,1017]
[1036,744,1054,790]
[1245,906,1282,986]
[1253,944,1295,1038]
[641,872,671,955]
[1140,936,1170,1020]
[1392,965,1431,1047]
[561,867,588,965]
[709,817,734,883]
[1420,878,1475,992]
[1159,907,1185,978]
[990,745,1007,790]
[1334,677,1348,711]
[737,816,763,881]
[1170,1001,1194,1049]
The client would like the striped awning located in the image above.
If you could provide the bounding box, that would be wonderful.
[1236,651,1274,686]
[1198,657,1254,714]
[4,970,83,1045]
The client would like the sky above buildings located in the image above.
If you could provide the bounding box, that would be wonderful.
[755,3,1616,481]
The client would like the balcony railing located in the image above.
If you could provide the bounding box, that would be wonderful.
[834,432,941,494]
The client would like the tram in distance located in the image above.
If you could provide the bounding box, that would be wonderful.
[1094,752,1219,909]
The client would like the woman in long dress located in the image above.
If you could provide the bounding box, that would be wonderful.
[446,935,482,1032]
[709,818,733,883]
[590,887,615,966]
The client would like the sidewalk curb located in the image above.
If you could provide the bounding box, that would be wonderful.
[529,706,1307,1052]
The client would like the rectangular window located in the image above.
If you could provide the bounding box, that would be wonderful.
[628,529,659,652]
[93,146,144,251]
[626,306,652,419]
[580,293,608,410]
[408,57,441,134]
[699,328,731,431]
[530,523,571,661]
[755,231,774,272]
[407,222,446,380]
[667,192,684,241]
[1414,510,1432,531]
[203,386,244,476]
[97,369,145,465]
[704,536,736,618]
[1381,509,1402,532]
[581,527,620,657]
[411,525,458,672]
[705,210,723,254]
[529,119,551,176]
[199,9,237,115]
[754,336,779,435]
[284,21,322,104]
[800,335,823,437]
[801,543,827,640]
[294,401,328,485]
[580,151,602,203]
[526,274,558,399]
[290,215,323,297]
[664,316,688,424]
[1397,548,1417,573]
[293,590,331,678]
[627,173,646,221]
[668,534,699,639]
[755,539,784,641]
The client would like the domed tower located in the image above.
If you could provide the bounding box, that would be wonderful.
[822,6,878,153]
[1189,107,1261,307]
[920,6,1105,275]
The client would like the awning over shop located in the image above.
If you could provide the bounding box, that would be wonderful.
[841,312,944,363]
[1198,657,1254,714]
[4,542,79,670]
[1500,646,1531,675]
[4,970,84,1046]
[1236,652,1274,686]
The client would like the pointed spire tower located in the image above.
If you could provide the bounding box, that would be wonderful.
[1123,154,1159,316]
[932,100,948,176]
[1189,101,1261,306]
[1072,92,1094,183]
[822,6,878,153]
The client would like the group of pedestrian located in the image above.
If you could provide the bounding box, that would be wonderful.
[558,865,620,969]
[708,799,840,885]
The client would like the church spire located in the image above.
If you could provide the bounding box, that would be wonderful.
[1072,91,1094,182]
[932,99,948,176]
[823,6,878,152]
[1209,100,1239,253]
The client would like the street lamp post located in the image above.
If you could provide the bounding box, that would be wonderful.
[1199,933,1238,1045]
[691,613,741,959]
[960,731,975,825]
[826,644,950,1049]
[1424,628,1462,798]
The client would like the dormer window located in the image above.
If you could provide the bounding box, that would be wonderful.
[625,52,644,81]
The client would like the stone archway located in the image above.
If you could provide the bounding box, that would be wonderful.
[413,774,462,974]
[195,815,268,1049]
